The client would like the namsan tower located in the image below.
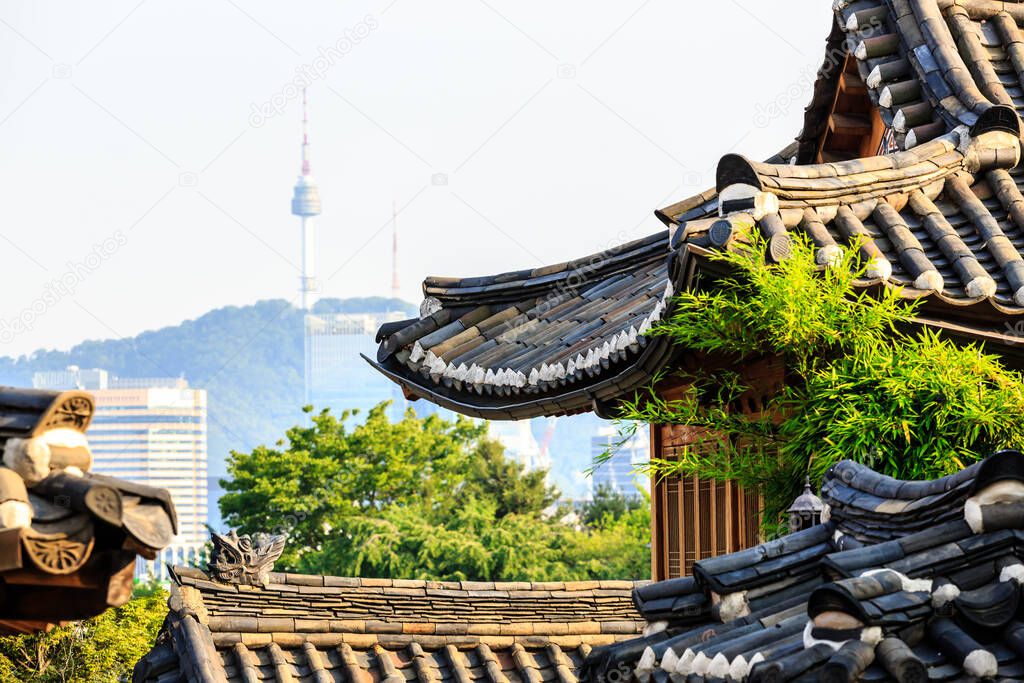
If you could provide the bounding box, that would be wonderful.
[291,88,322,311]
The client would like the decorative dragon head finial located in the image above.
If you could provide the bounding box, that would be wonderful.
[208,530,286,586]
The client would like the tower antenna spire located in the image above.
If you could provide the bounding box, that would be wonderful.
[391,201,400,300]
[301,88,311,176]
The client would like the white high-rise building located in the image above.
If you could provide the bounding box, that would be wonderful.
[305,311,409,420]
[590,425,649,499]
[488,419,553,473]
[33,367,208,578]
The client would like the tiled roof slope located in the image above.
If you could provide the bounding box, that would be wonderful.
[688,125,1024,310]
[583,449,1024,683]
[838,0,1024,148]
[369,231,679,419]
[371,0,1024,420]
[133,568,646,683]
[793,0,1024,160]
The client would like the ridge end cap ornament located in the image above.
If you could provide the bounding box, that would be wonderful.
[208,529,286,586]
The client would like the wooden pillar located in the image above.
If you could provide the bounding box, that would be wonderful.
[650,426,762,580]
[648,356,782,580]
[650,423,664,582]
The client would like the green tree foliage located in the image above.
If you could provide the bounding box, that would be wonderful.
[569,489,651,580]
[0,582,168,682]
[221,404,651,581]
[582,484,645,527]
[463,439,559,519]
[611,234,1024,527]
[328,497,581,581]
[220,403,488,570]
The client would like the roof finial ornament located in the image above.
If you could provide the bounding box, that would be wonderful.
[208,530,286,586]
[420,296,442,317]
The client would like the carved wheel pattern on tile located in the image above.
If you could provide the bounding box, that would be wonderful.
[41,396,93,432]
[22,530,95,574]
[85,487,122,526]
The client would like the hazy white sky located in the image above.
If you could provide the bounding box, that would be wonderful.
[0,0,833,356]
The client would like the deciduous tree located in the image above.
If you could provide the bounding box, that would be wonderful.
[0,581,167,683]
[221,404,651,580]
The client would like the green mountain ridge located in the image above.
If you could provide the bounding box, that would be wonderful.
[0,297,418,476]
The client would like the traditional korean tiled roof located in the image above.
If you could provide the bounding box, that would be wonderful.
[840,0,1024,149]
[370,231,677,419]
[583,449,1024,683]
[370,0,1024,420]
[133,567,646,683]
[0,387,177,633]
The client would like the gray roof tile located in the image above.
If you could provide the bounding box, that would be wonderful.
[134,573,645,683]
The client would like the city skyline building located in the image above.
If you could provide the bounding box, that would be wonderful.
[33,366,209,579]
[304,311,408,420]
[487,419,552,474]
[589,425,648,499]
